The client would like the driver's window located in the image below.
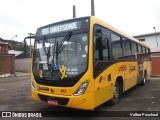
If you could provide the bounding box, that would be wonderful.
[94,25,110,66]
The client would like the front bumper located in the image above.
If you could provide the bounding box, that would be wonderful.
[32,89,94,110]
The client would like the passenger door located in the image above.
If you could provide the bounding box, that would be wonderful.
[93,25,112,107]
[137,45,144,82]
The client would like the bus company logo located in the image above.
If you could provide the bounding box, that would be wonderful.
[38,86,49,91]
[119,65,127,71]
[50,88,54,93]
[129,65,136,72]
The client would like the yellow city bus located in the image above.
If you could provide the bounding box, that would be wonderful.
[31,16,151,110]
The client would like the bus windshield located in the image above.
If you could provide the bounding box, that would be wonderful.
[33,33,88,79]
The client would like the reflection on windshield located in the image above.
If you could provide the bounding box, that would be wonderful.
[33,33,88,79]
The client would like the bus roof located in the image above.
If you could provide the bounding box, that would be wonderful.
[90,16,150,49]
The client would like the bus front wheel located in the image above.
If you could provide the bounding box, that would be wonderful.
[109,81,120,105]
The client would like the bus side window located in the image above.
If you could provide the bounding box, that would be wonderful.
[102,28,110,61]
[111,33,123,59]
[131,42,137,59]
[95,29,103,60]
[138,45,142,54]
[94,26,110,65]
[142,46,145,54]
[122,37,132,59]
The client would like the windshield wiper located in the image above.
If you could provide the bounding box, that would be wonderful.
[47,43,51,63]
[55,32,72,63]
[52,32,72,76]
[57,32,72,54]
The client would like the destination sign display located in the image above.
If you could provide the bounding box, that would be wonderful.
[36,18,90,37]
[38,21,81,36]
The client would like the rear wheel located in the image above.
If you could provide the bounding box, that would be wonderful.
[109,81,120,105]
[139,71,147,86]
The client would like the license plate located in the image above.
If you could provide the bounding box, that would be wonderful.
[48,99,58,105]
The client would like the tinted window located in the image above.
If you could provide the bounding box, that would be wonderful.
[145,48,148,53]
[94,25,110,64]
[131,42,137,55]
[101,28,110,60]
[138,45,142,54]
[142,46,145,54]
[111,33,123,59]
[122,37,132,57]
[93,25,111,78]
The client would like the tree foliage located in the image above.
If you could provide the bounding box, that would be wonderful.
[7,40,30,51]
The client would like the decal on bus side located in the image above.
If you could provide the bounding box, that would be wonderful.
[119,65,127,71]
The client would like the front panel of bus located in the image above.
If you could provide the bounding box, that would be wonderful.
[31,17,95,110]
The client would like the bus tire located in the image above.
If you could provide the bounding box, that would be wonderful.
[139,71,147,86]
[109,81,121,105]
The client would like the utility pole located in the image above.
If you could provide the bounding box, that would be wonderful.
[91,0,95,16]
[153,27,159,48]
[28,33,35,57]
[73,5,76,18]
[11,35,17,51]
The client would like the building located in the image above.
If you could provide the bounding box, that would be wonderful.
[134,32,160,50]
[134,32,160,76]
[0,41,9,54]
[0,38,15,76]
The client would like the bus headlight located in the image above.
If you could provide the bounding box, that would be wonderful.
[31,80,36,91]
[74,80,89,96]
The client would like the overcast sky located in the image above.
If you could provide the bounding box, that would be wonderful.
[0,0,160,43]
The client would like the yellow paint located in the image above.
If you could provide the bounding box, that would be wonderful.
[59,65,67,79]
[31,16,151,110]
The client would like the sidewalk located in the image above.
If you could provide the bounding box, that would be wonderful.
[15,72,30,77]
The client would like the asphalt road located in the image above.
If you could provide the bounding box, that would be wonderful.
[0,75,160,120]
